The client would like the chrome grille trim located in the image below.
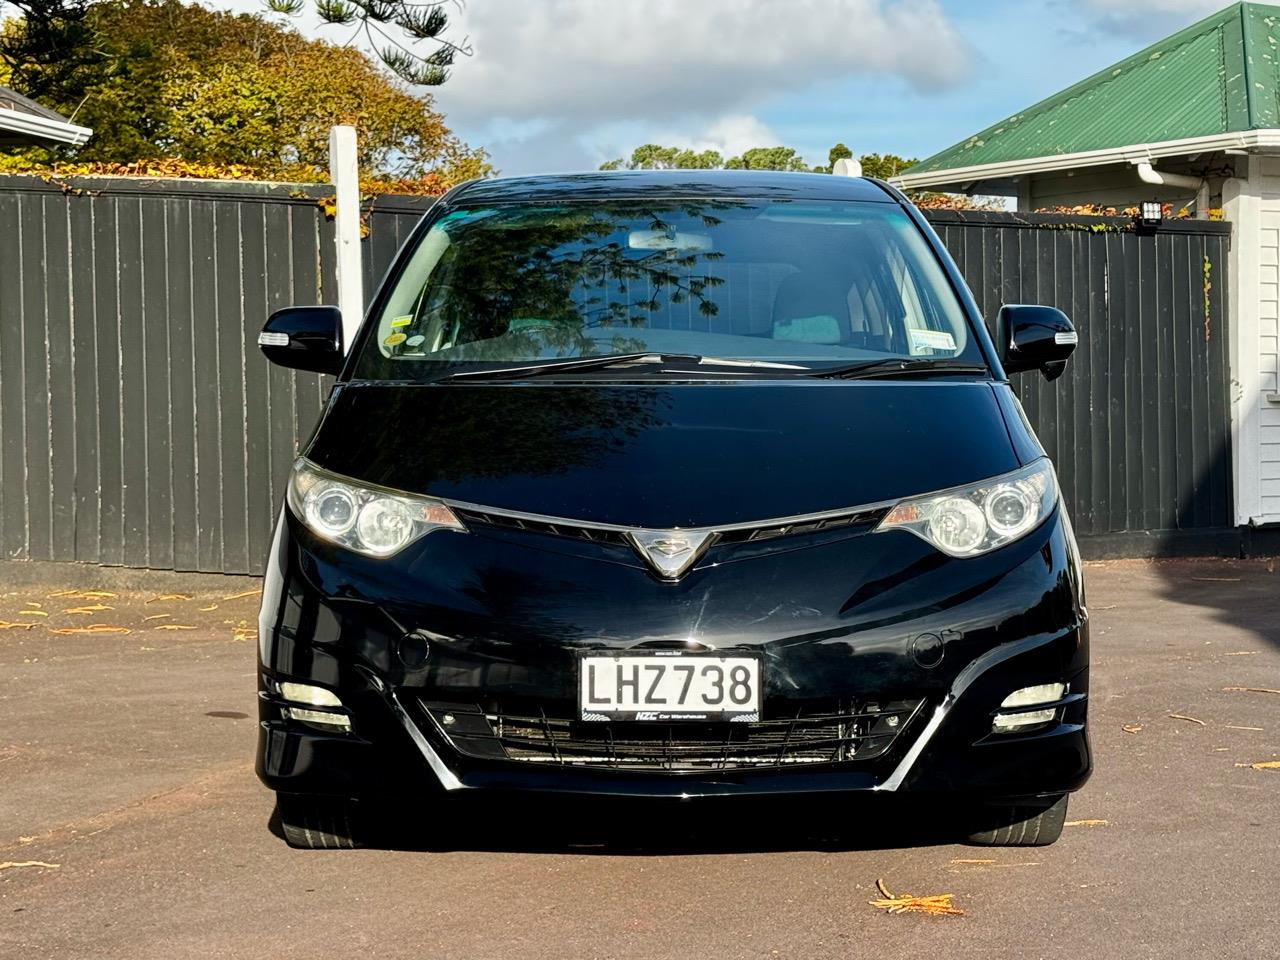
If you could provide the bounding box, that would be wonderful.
[447,497,893,547]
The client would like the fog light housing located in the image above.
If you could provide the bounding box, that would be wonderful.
[992,682,1066,733]
[283,706,352,732]
[279,682,342,708]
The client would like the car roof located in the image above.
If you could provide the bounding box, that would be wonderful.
[448,170,897,205]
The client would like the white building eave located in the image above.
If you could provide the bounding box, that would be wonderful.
[0,107,93,147]
[892,129,1280,191]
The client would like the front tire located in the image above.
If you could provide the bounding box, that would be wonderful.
[965,794,1068,846]
[275,793,362,849]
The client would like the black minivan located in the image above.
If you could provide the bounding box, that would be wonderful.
[255,171,1090,849]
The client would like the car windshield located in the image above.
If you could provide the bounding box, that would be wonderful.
[351,197,983,379]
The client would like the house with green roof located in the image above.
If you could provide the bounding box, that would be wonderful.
[897,1,1280,528]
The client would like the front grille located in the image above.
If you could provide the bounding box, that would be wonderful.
[419,698,926,771]
[452,507,632,546]
[451,505,886,551]
[714,508,885,545]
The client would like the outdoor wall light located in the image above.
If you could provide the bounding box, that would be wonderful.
[1139,201,1163,227]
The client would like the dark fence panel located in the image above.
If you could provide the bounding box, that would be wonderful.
[0,177,338,573]
[0,178,1233,573]
[925,210,1233,541]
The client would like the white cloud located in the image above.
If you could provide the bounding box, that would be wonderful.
[1066,0,1224,36]
[436,0,970,128]
[211,0,970,176]
[1074,0,1220,13]
[686,115,784,160]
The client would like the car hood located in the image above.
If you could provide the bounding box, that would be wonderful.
[307,380,1020,528]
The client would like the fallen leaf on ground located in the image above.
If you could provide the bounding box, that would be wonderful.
[1122,724,1144,734]
[143,614,171,622]
[1169,714,1206,725]
[17,610,48,618]
[1191,577,1241,582]
[64,604,114,614]
[1225,725,1264,732]
[231,621,257,642]
[22,601,42,609]
[198,604,218,612]
[1224,651,1260,657]
[49,590,116,600]
[869,879,963,917]
[1095,604,1118,610]
[1065,819,1109,827]
[1235,760,1280,770]
[17,837,34,844]
[950,859,994,865]
[0,861,59,871]
[145,593,193,604]
[222,589,260,602]
[48,624,131,635]
[1223,686,1280,696]
[152,624,196,631]
[0,621,38,631]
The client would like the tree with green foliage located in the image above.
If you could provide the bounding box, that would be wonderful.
[0,0,485,183]
[601,144,723,171]
[600,142,917,177]
[0,0,104,102]
[261,0,469,87]
[814,142,854,173]
[724,146,809,172]
[856,152,914,179]
[603,143,810,173]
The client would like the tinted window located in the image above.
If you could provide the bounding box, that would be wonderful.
[353,198,980,378]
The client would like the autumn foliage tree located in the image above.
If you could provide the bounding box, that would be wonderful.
[0,0,486,185]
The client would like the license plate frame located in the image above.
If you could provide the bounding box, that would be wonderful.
[577,649,762,722]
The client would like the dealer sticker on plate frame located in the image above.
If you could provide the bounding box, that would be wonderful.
[578,650,761,721]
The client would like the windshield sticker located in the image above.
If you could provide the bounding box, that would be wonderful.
[406,334,426,348]
[908,328,956,353]
[390,315,413,329]
[383,332,407,347]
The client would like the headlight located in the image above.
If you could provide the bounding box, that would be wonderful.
[875,459,1057,557]
[286,459,464,557]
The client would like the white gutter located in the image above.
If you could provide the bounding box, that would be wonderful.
[1134,161,1209,218]
[892,129,1280,192]
[0,107,93,147]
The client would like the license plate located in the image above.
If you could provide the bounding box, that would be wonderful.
[579,651,761,721]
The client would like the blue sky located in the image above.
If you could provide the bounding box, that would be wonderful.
[425,0,1227,175]
[222,0,1229,175]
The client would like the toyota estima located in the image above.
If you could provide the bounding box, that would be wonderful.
[255,171,1090,849]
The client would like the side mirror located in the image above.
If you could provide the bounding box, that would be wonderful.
[258,306,345,376]
[995,304,1077,382]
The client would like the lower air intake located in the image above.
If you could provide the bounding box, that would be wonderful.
[419,698,925,771]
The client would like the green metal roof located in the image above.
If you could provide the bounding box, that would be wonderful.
[907,1,1280,177]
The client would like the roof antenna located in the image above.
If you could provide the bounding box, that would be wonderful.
[832,156,862,177]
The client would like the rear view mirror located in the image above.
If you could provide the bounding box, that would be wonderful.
[995,304,1077,382]
[258,306,345,376]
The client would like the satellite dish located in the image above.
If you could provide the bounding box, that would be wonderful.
[832,157,862,178]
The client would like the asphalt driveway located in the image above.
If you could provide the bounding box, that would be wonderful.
[1,557,1277,959]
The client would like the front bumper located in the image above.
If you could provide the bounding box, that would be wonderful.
[256,505,1091,801]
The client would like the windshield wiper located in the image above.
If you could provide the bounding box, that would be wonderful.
[805,358,989,380]
[433,353,809,382]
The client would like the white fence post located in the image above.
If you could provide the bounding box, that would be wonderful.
[328,124,364,353]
